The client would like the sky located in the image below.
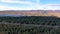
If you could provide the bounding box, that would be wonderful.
[0,0,60,10]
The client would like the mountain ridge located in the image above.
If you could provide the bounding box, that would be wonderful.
[0,10,60,17]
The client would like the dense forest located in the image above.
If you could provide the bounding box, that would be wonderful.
[0,16,60,25]
[0,16,60,34]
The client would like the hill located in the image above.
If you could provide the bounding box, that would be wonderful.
[0,10,60,17]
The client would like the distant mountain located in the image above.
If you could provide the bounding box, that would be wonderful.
[0,14,24,17]
[0,10,60,17]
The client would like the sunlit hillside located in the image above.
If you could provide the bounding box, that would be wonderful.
[0,10,60,17]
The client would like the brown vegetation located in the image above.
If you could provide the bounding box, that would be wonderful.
[0,10,60,17]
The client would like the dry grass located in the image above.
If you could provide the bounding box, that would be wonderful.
[0,10,60,17]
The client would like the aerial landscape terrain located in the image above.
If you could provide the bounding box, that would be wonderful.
[0,0,60,34]
[0,10,60,34]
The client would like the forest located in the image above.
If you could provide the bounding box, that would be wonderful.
[0,16,60,34]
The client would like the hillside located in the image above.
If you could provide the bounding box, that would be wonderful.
[0,11,60,34]
[0,10,60,17]
[0,16,60,34]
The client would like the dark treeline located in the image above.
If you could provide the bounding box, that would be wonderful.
[0,16,60,25]
[0,16,60,34]
[0,24,60,34]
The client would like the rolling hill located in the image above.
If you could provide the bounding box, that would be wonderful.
[0,10,60,17]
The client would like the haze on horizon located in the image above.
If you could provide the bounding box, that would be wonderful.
[0,0,60,10]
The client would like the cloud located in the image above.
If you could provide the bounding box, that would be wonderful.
[27,4,60,10]
[41,4,60,10]
[0,0,36,4]
[0,5,20,11]
[0,5,39,10]
[0,4,60,10]
[0,0,60,10]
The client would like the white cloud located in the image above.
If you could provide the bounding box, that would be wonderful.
[0,5,39,11]
[41,4,60,10]
[0,0,37,4]
[0,5,21,11]
[0,4,60,10]
[0,0,60,10]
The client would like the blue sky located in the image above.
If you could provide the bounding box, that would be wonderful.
[41,0,60,4]
[0,0,60,10]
